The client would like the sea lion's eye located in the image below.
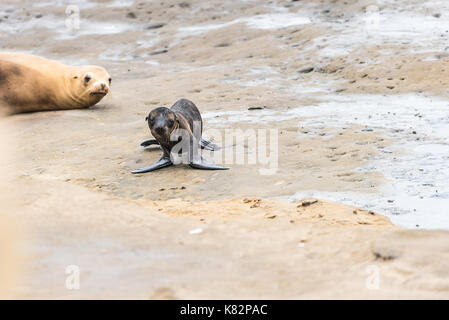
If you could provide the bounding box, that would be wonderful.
[168,119,174,127]
[84,75,91,83]
[108,78,112,85]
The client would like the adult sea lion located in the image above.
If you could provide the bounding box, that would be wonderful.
[0,53,111,114]
[132,98,228,173]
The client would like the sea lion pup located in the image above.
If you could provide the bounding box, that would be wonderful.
[0,52,111,114]
[132,98,228,173]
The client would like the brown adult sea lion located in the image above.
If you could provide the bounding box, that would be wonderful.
[0,53,111,114]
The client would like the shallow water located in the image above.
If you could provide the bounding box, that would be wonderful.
[56,21,135,40]
[177,12,311,37]
[205,93,449,229]
[106,0,134,8]
[309,3,449,58]
[32,0,98,9]
[0,3,135,40]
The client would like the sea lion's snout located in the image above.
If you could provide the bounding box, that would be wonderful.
[78,68,111,100]
[89,81,109,95]
[154,125,167,135]
[152,118,171,137]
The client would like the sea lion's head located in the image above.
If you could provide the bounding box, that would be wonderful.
[69,65,111,107]
[146,107,177,141]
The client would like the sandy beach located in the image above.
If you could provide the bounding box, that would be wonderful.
[1,0,449,299]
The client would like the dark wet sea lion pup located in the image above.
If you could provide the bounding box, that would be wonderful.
[132,98,228,173]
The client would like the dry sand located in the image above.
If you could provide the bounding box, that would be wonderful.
[1,0,449,299]
[0,122,22,299]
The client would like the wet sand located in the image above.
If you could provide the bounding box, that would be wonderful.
[1,0,449,298]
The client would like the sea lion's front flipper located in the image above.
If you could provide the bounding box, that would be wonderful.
[132,156,173,174]
[200,139,220,151]
[189,156,229,170]
[140,139,159,147]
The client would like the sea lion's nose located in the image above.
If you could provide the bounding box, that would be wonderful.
[155,126,165,134]
[101,83,109,92]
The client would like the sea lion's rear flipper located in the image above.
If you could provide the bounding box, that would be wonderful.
[132,156,173,174]
[189,156,229,170]
[200,139,220,151]
[140,139,159,147]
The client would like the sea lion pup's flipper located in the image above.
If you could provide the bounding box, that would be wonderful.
[189,156,229,170]
[200,139,220,151]
[131,155,173,174]
[173,115,227,170]
[140,139,159,147]
[141,138,220,151]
